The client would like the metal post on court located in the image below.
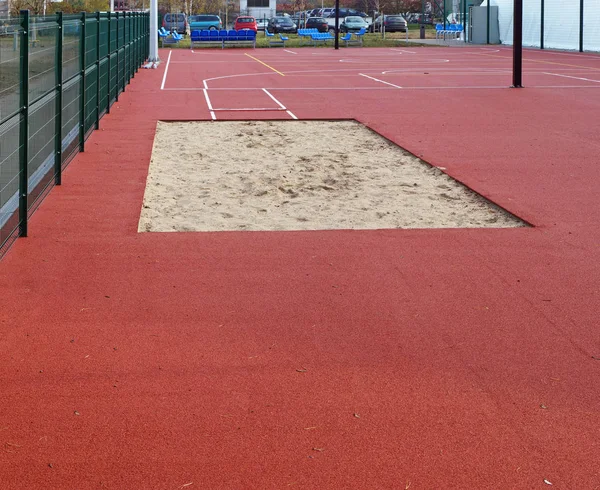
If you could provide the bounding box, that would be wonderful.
[512,0,523,88]
[579,0,584,53]
[486,1,490,44]
[540,0,544,49]
[334,0,339,49]
[19,10,30,237]
[55,11,63,185]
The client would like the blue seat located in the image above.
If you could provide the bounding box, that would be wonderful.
[209,30,218,38]
[435,23,444,42]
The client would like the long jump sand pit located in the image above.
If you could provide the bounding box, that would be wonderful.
[138,121,526,232]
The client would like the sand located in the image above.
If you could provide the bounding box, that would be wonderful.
[138,120,525,232]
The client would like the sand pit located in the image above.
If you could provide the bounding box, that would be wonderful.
[138,121,526,232]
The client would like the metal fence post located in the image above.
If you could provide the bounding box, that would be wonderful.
[123,13,127,90]
[55,12,63,185]
[19,10,30,237]
[115,12,119,102]
[95,11,101,129]
[107,13,111,113]
[79,12,86,152]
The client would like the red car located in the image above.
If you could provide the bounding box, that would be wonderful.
[234,16,258,32]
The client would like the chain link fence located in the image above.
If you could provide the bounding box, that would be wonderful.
[0,10,149,257]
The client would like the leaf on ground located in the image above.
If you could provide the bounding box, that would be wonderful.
[74,411,80,416]
[304,427,317,430]
[544,480,552,485]
[540,404,548,409]
[354,413,361,418]
[296,368,307,373]
[312,447,325,452]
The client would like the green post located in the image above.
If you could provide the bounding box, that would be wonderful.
[123,12,128,90]
[79,12,86,152]
[135,13,139,74]
[115,12,119,102]
[95,12,101,129]
[107,12,111,113]
[19,10,30,237]
[55,12,63,185]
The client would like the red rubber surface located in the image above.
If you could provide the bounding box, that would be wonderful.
[1,47,599,488]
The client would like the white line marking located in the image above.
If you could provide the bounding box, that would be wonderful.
[359,73,402,89]
[543,72,600,83]
[203,88,216,119]
[212,108,285,111]
[262,88,287,109]
[202,89,214,110]
[286,110,298,119]
[390,48,416,54]
[284,49,297,54]
[160,50,172,90]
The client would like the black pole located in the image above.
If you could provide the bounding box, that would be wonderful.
[334,0,339,49]
[443,0,446,30]
[540,0,544,49]
[512,0,523,87]
[486,2,490,44]
[579,0,584,52]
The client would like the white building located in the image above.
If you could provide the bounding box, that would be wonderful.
[239,0,276,20]
[480,0,600,51]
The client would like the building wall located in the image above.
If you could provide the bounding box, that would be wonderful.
[239,0,276,19]
[0,0,9,18]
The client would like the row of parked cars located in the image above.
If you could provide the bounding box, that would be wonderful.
[163,12,409,36]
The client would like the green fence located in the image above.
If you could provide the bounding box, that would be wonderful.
[0,10,149,256]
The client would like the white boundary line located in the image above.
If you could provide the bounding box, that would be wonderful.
[160,50,172,90]
[203,89,216,120]
[262,88,298,119]
[359,73,402,89]
[543,72,600,83]
[262,88,286,109]
[284,49,297,54]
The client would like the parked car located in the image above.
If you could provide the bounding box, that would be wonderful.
[189,14,222,31]
[234,16,258,32]
[340,16,369,33]
[267,16,297,34]
[318,8,334,17]
[162,13,187,35]
[370,15,408,33]
[327,8,368,18]
[256,18,268,31]
[305,16,329,33]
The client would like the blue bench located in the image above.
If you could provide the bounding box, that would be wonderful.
[310,32,334,46]
[190,29,256,49]
[297,28,318,45]
[265,30,288,47]
[158,28,181,47]
[341,28,366,46]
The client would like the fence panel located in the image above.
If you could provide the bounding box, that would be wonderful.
[0,10,149,256]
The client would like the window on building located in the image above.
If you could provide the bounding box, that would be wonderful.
[247,0,270,7]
